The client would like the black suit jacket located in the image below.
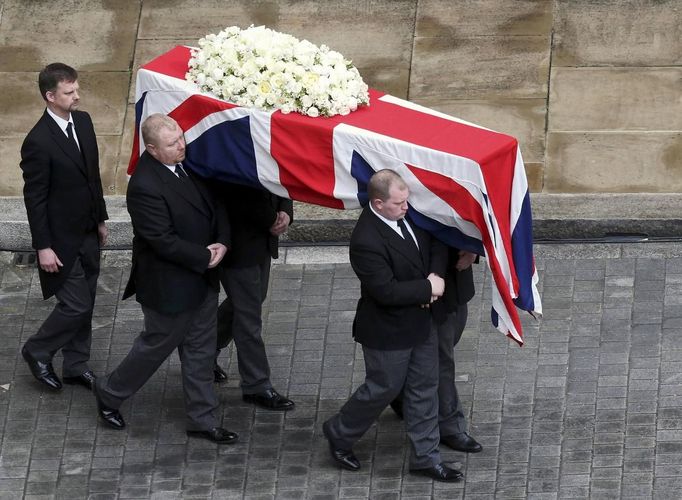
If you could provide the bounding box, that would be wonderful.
[122,152,230,315]
[212,181,293,268]
[432,246,476,323]
[20,109,108,298]
[349,207,447,350]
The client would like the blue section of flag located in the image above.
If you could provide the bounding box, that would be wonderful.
[511,190,535,310]
[134,92,147,129]
[408,209,485,257]
[184,116,261,189]
[350,151,373,207]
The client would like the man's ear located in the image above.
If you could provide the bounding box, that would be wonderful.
[45,91,55,103]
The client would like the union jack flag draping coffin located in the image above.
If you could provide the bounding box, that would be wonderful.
[128,45,542,345]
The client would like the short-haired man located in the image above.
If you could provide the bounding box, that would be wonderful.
[323,169,463,482]
[391,247,483,453]
[211,180,295,411]
[93,114,237,444]
[434,248,483,453]
[20,63,108,392]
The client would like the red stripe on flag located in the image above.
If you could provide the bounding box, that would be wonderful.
[141,45,193,80]
[270,112,346,209]
[480,145,520,294]
[341,90,515,164]
[407,164,523,343]
[127,125,141,175]
[167,94,239,132]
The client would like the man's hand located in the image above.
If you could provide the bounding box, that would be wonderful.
[38,248,63,273]
[207,243,228,268]
[98,222,108,247]
[427,272,445,297]
[269,211,291,236]
[456,250,477,271]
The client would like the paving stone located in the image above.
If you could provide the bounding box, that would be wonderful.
[1,245,681,496]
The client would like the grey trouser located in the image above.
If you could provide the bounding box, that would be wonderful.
[97,289,219,431]
[325,326,441,469]
[25,232,99,377]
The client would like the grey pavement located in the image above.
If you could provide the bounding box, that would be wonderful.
[1,242,681,499]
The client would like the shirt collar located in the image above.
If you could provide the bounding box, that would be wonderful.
[46,107,73,134]
[369,202,399,229]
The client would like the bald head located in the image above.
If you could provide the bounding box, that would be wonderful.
[141,113,180,147]
[141,114,186,165]
[368,169,409,221]
[368,169,407,202]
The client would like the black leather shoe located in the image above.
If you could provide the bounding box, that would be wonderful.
[411,462,463,482]
[187,427,238,444]
[213,362,228,383]
[322,421,360,471]
[243,388,295,411]
[93,384,125,430]
[63,370,96,391]
[21,346,62,390]
[389,398,403,420]
[441,432,483,453]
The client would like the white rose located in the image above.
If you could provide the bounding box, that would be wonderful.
[254,96,266,108]
[269,73,285,89]
[306,106,320,118]
[246,83,259,98]
[300,95,313,108]
[195,51,207,65]
[301,72,319,88]
[265,93,278,106]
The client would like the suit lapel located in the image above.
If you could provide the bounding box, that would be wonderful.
[407,215,429,269]
[189,173,214,218]
[72,112,93,177]
[369,210,425,272]
[42,112,87,175]
[158,164,211,217]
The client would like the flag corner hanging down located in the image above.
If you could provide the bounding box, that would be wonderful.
[128,45,543,345]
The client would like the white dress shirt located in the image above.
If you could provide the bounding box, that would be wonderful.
[369,202,419,248]
[46,107,80,150]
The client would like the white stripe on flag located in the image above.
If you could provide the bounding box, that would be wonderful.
[135,67,197,103]
[183,107,251,143]
[249,110,290,198]
[377,94,495,132]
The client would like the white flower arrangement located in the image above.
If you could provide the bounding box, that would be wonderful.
[185,25,370,117]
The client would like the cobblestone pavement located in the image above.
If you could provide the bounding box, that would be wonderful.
[0,242,681,499]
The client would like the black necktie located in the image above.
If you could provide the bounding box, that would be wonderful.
[175,164,188,179]
[397,218,418,250]
[66,122,80,151]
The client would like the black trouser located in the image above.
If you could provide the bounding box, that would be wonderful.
[24,232,99,377]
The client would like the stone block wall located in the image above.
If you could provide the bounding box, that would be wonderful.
[0,0,679,196]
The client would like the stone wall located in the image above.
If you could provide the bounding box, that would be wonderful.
[0,0,679,196]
